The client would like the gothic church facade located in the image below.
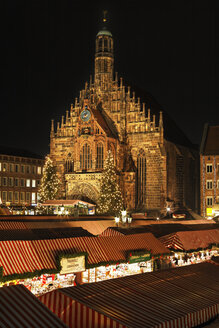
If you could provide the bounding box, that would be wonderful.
[49,21,199,214]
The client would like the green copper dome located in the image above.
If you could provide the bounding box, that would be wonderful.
[97,28,112,37]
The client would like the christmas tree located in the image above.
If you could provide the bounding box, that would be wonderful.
[38,156,61,203]
[97,151,124,216]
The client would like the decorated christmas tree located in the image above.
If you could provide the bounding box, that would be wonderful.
[97,151,123,216]
[38,156,61,203]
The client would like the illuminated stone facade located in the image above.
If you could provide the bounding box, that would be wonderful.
[50,21,199,214]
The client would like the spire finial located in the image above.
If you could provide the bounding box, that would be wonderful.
[103,10,107,23]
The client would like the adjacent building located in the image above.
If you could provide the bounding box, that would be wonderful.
[200,124,219,217]
[0,146,44,207]
[49,18,199,214]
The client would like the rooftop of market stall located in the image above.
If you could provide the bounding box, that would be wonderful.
[0,284,67,328]
[39,262,219,328]
[159,229,219,250]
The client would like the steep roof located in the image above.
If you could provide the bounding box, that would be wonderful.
[200,124,219,155]
[0,145,44,159]
[91,105,118,138]
[123,80,197,149]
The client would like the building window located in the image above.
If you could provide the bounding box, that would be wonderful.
[26,179,30,187]
[9,177,14,187]
[26,192,30,202]
[32,192,36,203]
[96,143,104,169]
[15,164,19,173]
[37,180,40,187]
[20,179,25,187]
[137,151,146,206]
[32,166,36,174]
[21,165,25,173]
[8,191,13,202]
[32,179,36,187]
[14,178,19,187]
[37,166,42,174]
[26,165,30,174]
[2,191,7,202]
[9,163,14,172]
[206,197,213,206]
[3,177,7,186]
[217,180,219,189]
[14,192,19,202]
[3,163,7,172]
[206,180,213,190]
[20,192,25,202]
[206,164,212,173]
[80,143,92,170]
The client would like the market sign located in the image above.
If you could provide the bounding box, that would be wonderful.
[60,255,85,274]
[129,253,151,264]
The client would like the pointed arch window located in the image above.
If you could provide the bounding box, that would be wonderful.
[80,143,92,170]
[96,143,104,169]
[137,151,146,205]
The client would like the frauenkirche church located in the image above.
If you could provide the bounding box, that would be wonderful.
[49,17,199,214]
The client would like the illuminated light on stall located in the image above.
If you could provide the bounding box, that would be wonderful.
[115,217,120,224]
[127,217,132,224]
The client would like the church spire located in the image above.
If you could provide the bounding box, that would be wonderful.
[94,11,114,86]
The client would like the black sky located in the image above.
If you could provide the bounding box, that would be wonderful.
[1,0,219,156]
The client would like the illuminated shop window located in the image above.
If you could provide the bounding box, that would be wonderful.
[206,164,212,173]
[3,163,7,172]
[206,180,213,190]
[32,192,36,203]
[26,179,30,187]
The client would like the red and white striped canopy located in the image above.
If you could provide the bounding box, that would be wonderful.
[159,229,219,251]
[0,284,67,328]
[0,233,169,278]
[39,262,219,328]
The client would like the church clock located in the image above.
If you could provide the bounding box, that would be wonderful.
[80,109,91,122]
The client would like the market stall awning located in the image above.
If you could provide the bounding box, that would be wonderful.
[0,285,67,328]
[41,199,96,207]
[159,229,219,251]
[39,262,219,328]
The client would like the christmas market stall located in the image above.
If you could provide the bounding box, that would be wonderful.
[0,284,67,328]
[38,262,219,328]
[159,229,219,266]
[41,199,96,215]
[0,233,170,295]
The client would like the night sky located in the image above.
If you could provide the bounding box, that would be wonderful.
[2,0,219,157]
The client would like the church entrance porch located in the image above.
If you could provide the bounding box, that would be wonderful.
[65,173,101,205]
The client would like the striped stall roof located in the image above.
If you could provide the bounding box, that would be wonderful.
[0,221,27,230]
[159,229,219,251]
[0,233,169,278]
[97,233,170,262]
[98,227,124,237]
[39,262,219,328]
[0,240,43,276]
[0,285,67,328]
